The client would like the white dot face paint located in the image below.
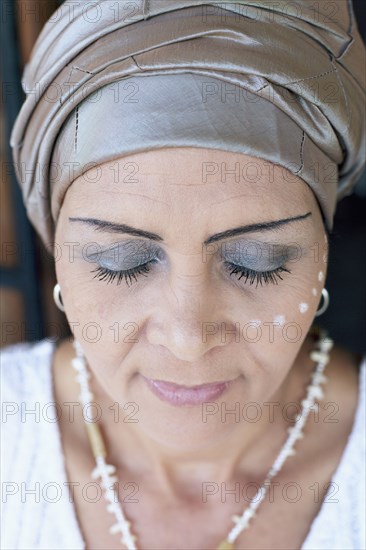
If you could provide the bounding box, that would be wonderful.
[274,314,285,326]
[318,271,323,282]
[312,288,318,296]
[299,302,309,313]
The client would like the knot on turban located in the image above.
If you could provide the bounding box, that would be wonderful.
[10,0,366,252]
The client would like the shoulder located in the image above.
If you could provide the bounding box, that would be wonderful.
[1,338,58,462]
[300,340,365,548]
[1,339,85,550]
[1,339,58,479]
[1,338,56,402]
[0,339,57,479]
[318,341,365,474]
[301,337,365,474]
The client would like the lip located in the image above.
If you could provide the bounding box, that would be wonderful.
[140,375,237,407]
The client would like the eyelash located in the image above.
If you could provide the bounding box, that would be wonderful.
[91,260,158,287]
[223,261,291,288]
[91,259,291,288]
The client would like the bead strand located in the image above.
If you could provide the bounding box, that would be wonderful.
[219,330,334,548]
[71,340,138,550]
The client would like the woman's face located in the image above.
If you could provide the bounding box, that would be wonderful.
[55,147,328,449]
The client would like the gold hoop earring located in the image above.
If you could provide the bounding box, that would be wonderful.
[315,288,329,317]
[53,283,65,312]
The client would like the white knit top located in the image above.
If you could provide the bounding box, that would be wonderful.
[1,339,365,550]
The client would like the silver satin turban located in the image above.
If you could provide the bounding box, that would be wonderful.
[10,0,366,253]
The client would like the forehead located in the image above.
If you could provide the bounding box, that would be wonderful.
[64,146,316,219]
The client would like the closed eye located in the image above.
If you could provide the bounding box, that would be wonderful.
[90,259,291,288]
[223,261,291,288]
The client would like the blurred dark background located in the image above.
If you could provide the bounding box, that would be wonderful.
[1,1,365,353]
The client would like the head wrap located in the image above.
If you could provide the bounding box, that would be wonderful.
[10,0,366,253]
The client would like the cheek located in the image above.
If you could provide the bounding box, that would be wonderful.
[56,254,149,386]
[240,257,326,365]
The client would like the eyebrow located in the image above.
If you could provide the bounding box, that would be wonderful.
[68,211,312,245]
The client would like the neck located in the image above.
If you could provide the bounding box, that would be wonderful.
[54,335,314,503]
[87,342,313,500]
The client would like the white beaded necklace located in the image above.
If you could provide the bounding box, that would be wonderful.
[70,329,333,550]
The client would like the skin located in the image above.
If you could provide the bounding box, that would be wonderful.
[52,148,359,548]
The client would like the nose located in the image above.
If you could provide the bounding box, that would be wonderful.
[145,279,238,362]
